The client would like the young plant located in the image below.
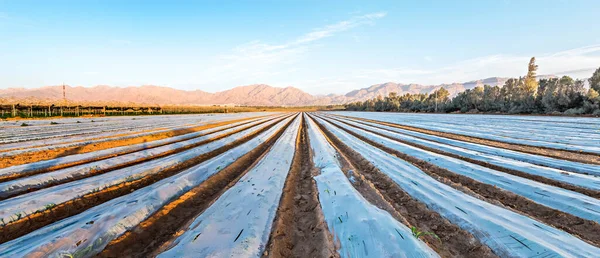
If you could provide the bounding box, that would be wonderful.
[20,122,29,126]
[45,203,56,210]
[411,226,441,242]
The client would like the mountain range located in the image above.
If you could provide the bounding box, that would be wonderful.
[0,77,516,106]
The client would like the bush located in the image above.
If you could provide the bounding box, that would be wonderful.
[564,108,584,115]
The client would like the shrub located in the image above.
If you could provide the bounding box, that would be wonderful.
[564,108,584,115]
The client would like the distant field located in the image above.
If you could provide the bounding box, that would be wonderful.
[0,112,599,257]
[0,104,341,119]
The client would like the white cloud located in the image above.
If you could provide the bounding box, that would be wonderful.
[295,44,600,94]
[549,44,600,57]
[221,11,387,63]
[191,12,387,90]
[356,44,600,86]
[295,12,386,44]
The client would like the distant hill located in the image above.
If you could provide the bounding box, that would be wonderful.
[344,77,510,101]
[0,84,335,106]
[1,76,554,106]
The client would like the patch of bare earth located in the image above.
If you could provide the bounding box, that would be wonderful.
[263,116,338,258]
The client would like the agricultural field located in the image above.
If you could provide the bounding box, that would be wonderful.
[0,111,599,257]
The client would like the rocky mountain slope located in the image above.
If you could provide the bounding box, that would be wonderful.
[0,77,514,106]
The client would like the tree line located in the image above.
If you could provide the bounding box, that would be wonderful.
[345,58,600,116]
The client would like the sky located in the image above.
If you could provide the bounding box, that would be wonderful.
[1,0,599,95]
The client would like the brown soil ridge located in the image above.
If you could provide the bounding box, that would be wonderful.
[331,114,600,165]
[0,123,172,153]
[0,114,274,171]
[327,115,600,199]
[263,115,338,258]
[0,116,282,200]
[317,114,600,247]
[0,115,292,244]
[98,114,299,258]
[308,114,497,258]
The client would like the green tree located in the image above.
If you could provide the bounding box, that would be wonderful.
[589,67,600,92]
[482,85,502,112]
[501,78,521,112]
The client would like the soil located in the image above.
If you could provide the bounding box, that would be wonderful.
[263,116,338,258]
[309,114,498,258]
[0,115,273,171]
[333,114,600,165]
[319,114,600,247]
[3,112,599,257]
[0,115,290,244]
[0,116,280,200]
[329,115,600,199]
[98,115,298,258]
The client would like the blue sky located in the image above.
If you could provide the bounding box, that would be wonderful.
[1,0,599,94]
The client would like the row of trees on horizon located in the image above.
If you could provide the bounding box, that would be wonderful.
[344,58,600,116]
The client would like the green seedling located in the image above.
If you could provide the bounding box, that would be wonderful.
[61,252,74,258]
[50,121,59,125]
[411,226,441,242]
[20,123,29,126]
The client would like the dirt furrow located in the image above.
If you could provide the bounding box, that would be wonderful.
[0,115,292,244]
[309,114,497,258]
[331,114,600,165]
[97,115,299,258]
[0,115,272,170]
[0,116,283,200]
[317,114,600,247]
[263,116,338,258]
[0,123,172,153]
[327,115,600,199]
